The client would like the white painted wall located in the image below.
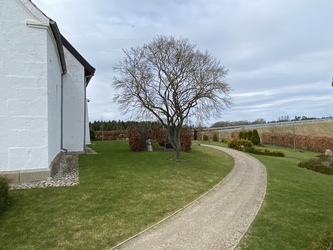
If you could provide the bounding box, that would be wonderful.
[62,47,85,152]
[47,33,62,164]
[0,0,61,171]
[1,0,92,175]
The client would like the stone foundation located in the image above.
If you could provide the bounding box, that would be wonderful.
[0,168,51,184]
[0,151,78,184]
[0,148,95,185]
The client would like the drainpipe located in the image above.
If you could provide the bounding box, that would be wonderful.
[60,73,67,154]
[83,75,93,153]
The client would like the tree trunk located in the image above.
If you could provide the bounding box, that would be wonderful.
[167,126,181,160]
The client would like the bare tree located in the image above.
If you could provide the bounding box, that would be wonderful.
[113,35,232,160]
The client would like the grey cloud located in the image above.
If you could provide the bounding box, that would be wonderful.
[32,0,333,125]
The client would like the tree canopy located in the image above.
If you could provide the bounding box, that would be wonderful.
[113,35,231,159]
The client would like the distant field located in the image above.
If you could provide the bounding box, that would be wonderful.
[214,120,333,140]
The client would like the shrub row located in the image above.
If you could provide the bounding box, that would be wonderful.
[94,130,127,140]
[227,138,285,157]
[0,176,10,214]
[298,157,333,175]
[244,147,285,157]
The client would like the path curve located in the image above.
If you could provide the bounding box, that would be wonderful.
[112,145,267,250]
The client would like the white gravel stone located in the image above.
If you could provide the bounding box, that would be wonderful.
[9,159,79,190]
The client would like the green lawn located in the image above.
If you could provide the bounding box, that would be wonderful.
[2,141,332,249]
[237,145,333,249]
[0,140,233,250]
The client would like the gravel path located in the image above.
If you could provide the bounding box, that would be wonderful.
[112,145,267,250]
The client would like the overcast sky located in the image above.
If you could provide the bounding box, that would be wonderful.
[33,0,333,126]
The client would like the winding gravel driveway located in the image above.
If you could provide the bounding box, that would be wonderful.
[112,145,267,250]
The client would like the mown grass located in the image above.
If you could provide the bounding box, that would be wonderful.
[205,141,333,249]
[235,144,333,249]
[0,140,233,250]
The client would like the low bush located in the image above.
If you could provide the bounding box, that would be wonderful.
[203,134,209,141]
[245,147,285,157]
[227,138,253,150]
[310,229,333,250]
[0,177,10,213]
[298,156,333,175]
[212,133,218,142]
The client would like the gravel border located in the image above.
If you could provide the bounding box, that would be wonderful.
[9,155,79,190]
[112,145,267,250]
[9,147,97,190]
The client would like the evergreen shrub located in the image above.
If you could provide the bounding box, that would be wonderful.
[247,130,253,141]
[251,129,261,145]
[238,131,244,139]
[243,131,248,140]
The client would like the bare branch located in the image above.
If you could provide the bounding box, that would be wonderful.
[112,35,232,159]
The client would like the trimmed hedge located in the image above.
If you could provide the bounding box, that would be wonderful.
[128,126,143,151]
[0,176,10,213]
[150,127,167,146]
[227,138,285,157]
[261,132,333,153]
[180,129,192,152]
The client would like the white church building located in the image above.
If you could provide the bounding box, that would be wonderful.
[0,0,96,182]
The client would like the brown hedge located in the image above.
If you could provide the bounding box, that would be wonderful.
[261,132,333,152]
[94,130,127,140]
